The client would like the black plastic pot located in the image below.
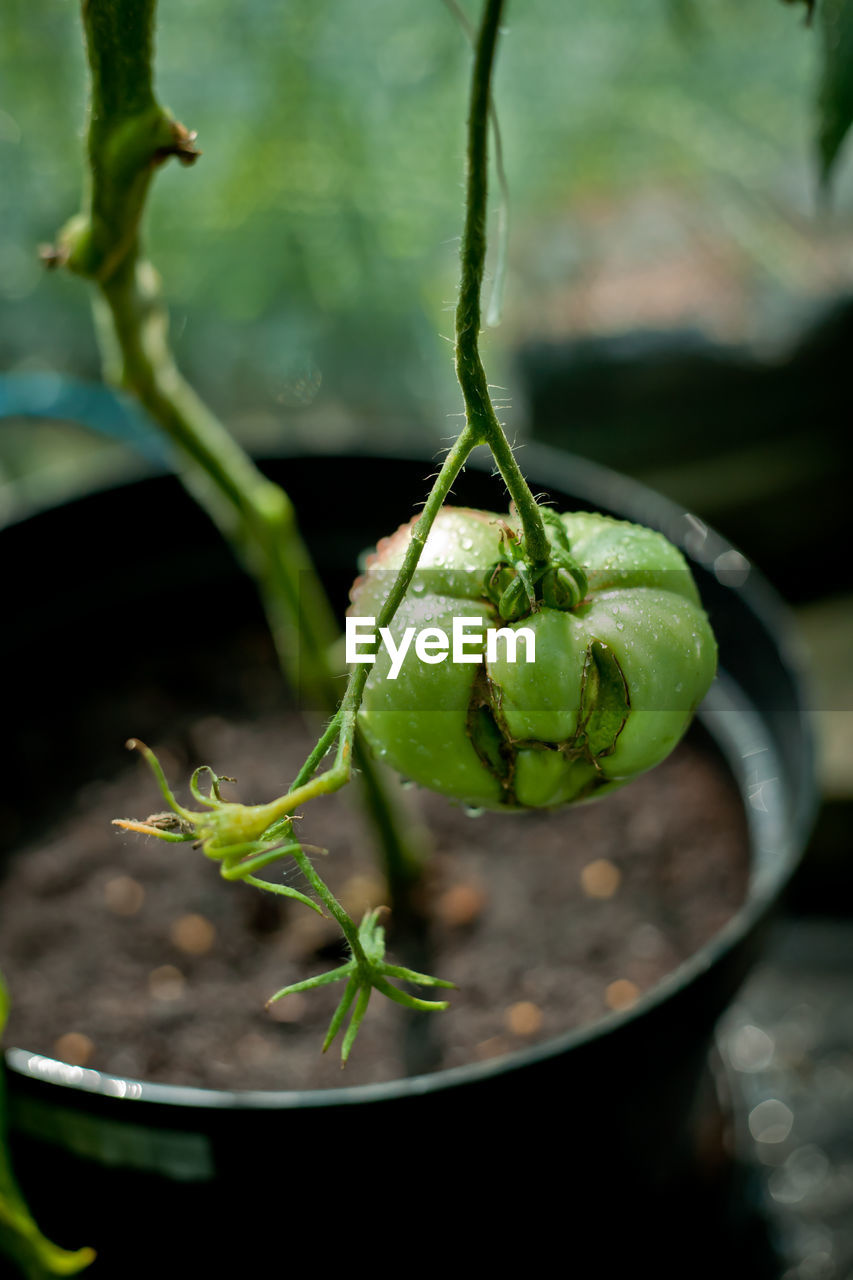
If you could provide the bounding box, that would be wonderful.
[1,449,816,1276]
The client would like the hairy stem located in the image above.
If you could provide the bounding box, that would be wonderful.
[443,0,510,328]
[454,0,549,563]
[291,848,367,964]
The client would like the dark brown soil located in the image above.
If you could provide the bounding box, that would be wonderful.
[0,713,749,1091]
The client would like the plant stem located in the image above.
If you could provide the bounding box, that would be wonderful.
[290,848,367,964]
[60,0,423,917]
[99,259,340,702]
[268,426,479,814]
[455,0,550,563]
[1,972,96,1273]
[442,0,510,328]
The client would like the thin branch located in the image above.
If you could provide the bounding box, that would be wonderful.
[443,0,510,326]
[453,0,550,563]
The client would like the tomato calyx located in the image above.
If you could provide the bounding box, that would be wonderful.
[266,907,455,1065]
[113,740,325,915]
[482,506,588,623]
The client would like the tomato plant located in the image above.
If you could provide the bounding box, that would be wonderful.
[36,0,721,1071]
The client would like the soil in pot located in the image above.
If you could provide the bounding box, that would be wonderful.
[0,624,750,1092]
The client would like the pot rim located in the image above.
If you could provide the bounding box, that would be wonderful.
[2,441,819,1111]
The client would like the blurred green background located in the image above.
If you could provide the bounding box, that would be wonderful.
[2,0,851,448]
[1,0,852,814]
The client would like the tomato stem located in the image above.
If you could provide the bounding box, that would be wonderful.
[454,0,551,565]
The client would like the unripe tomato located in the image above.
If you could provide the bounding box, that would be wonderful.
[349,507,716,810]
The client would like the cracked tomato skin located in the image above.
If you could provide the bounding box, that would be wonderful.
[348,506,717,810]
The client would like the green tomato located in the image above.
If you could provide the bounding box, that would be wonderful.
[349,506,717,810]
